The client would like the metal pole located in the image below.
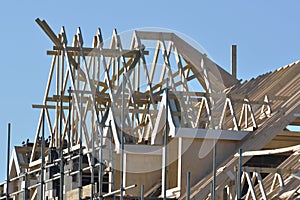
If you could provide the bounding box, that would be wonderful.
[231,45,237,79]
[6,123,11,200]
[98,124,103,200]
[91,88,99,200]
[108,121,116,200]
[120,74,125,200]
[78,93,83,200]
[223,187,228,200]
[141,185,144,200]
[68,87,71,155]
[91,124,95,200]
[237,148,242,200]
[41,109,45,200]
[163,78,169,200]
[98,123,103,200]
[212,140,217,200]
[24,171,28,200]
[186,171,190,200]
[60,91,64,200]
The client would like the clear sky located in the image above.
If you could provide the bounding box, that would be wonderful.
[1,0,300,181]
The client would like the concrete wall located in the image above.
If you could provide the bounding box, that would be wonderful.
[111,137,240,197]
[126,153,161,196]
[179,137,239,195]
[113,147,162,196]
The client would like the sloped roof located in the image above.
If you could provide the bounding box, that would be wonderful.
[183,61,300,199]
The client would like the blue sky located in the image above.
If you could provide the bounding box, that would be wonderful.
[1,0,300,181]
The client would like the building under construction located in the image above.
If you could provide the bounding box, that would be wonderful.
[1,18,300,200]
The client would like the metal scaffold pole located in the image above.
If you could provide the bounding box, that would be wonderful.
[24,171,28,199]
[163,78,169,200]
[237,149,242,200]
[231,45,237,79]
[108,121,116,200]
[60,91,64,200]
[41,109,45,200]
[120,73,125,200]
[212,140,217,200]
[6,123,11,200]
[141,184,144,200]
[68,87,71,155]
[98,123,103,200]
[79,93,83,200]
[91,121,95,200]
[186,172,190,200]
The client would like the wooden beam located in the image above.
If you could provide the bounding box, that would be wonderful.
[36,18,61,46]
[235,143,300,157]
[47,48,148,57]
[243,166,300,174]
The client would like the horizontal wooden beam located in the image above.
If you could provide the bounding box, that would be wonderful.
[32,104,70,109]
[236,144,300,157]
[229,94,288,101]
[50,95,71,102]
[243,166,300,174]
[47,47,148,57]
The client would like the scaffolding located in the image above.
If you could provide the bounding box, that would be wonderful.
[1,18,300,200]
